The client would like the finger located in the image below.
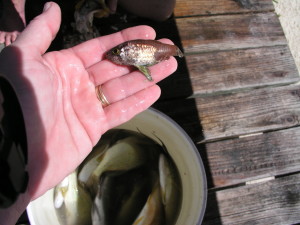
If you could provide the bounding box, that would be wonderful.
[95,57,177,104]
[13,2,61,55]
[71,25,156,69]
[104,85,161,129]
[87,60,132,85]
[88,38,175,84]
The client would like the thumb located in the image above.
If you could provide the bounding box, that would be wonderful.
[14,2,61,55]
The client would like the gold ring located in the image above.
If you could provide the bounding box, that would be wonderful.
[95,85,110,107]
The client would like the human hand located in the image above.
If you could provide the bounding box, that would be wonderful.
[0,1,177,202]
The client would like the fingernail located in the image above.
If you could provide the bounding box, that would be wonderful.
[43,2,52,12]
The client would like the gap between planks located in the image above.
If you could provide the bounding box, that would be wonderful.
[174,9,276,19]
[204,172,300,225]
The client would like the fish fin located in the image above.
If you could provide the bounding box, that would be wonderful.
[136,65,153,81]
[176,47,184,58]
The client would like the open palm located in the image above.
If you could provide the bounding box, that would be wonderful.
[0,2,177,200]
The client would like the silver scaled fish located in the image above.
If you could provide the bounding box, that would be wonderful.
[106,39,184,81]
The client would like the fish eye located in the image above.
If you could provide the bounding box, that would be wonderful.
[112,49,121,55]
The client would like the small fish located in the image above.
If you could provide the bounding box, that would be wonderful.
[53,171,92,225]
[86,136,148,193]
[132,178,165,225]
[91,169,151,225]
[106,39,184,81]
[158,154,181,225]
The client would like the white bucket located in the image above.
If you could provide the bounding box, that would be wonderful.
[27,108,207,225]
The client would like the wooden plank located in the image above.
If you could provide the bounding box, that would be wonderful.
[203,173,300,225]
[174,0,274,17]
[202,127,300,188]
[186,45,300,95]
[176,12,286,54]
[155,84,300,142]
[198,84,300,140]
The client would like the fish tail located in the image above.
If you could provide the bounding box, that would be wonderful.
[176,47,184,58]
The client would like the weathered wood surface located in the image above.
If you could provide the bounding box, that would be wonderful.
[198,84,300,141]
[185,45,300,96]
[159,45,300,99]
[171,1,300,225]
[203,173,300,225]
[176,12,286,54]
[202,127,300,188]
[155,84,300,142]
[174,0,274,17]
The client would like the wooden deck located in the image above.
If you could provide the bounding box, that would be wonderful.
[154,0,300,224]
